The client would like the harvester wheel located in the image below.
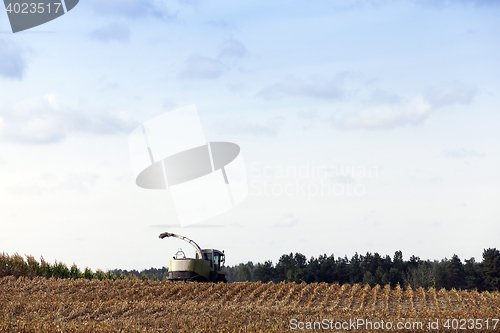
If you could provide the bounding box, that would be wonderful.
[216,276,227,283]
[191,275,208,282]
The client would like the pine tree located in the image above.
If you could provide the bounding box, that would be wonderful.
[482,248,500,290]
[446,255,465,289]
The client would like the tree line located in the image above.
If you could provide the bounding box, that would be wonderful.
[0,252,168,281]
[111,267,169,281]
[224,248,500,291]
[2,249,499,290]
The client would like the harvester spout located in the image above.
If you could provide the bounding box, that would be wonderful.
[159,232,204,260]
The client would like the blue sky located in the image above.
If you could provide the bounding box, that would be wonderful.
[1,0,499,270]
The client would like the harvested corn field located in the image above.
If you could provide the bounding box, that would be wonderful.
[1,276,499,332]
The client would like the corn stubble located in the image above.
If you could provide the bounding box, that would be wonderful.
[1,277,499,332]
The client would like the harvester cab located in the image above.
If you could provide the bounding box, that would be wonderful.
[159,232,227,283]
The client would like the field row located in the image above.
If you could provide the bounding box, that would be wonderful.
[1,276,499,332]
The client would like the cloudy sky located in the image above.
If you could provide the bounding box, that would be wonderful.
[1,0,499,270]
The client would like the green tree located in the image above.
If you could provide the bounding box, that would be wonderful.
[304,257,320,283]
[362,271,375,286]
[254,261,275,282]
[464,258,485,291]
[84,267,94,280]
[96,270,107,281]
[393,251,404,272]
[106,271,117,281]
[52,262,70,279]
[446,255,466,289]
[408,255,421,270]
[433,259,448,289]
[404,262,433,289]
[382,268,403,287]
[336,256,350,284]
[374,266,385,286]
[26,255,40,278]
[40,257,53,278]
[317,254,336,283]
[349,253,363,284]
[482,248,500,290]
[70,264,83,279]
[275,253,295,282]
[238,265,251,281]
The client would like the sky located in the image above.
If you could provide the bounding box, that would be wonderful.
[1,0,499,271]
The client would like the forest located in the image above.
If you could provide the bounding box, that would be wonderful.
[112,248,500,291]
[223,248,500,290]
[2,248,499,291]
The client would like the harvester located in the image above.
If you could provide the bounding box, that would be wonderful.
[159,232,227,282]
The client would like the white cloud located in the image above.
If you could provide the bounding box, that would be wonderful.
[214,116,285,136]
[8,173,100,195]
[162,98,178,111]
[177,0,200,6]
[329,84,476,130]
[57,173,100,192]
[442,148,485,158]
[90,22,131,43]
[88,0,174,20]
[257,74,348,101]
[424,85,476,108]
[413,0,500,8]
[180,39,248,79]
[0,38,28,80]
[431,221,441,227]
[0,95,137,144]
[180,56,226,79]
[365,89,402,105]
[8,183,42,196]
[207,20,236,30]
[297,108,319,120]
[333,96,432,130]
[217,39,248,62]
[272,213,298,228]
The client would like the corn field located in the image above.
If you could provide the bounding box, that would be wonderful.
[1,276,499,332]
